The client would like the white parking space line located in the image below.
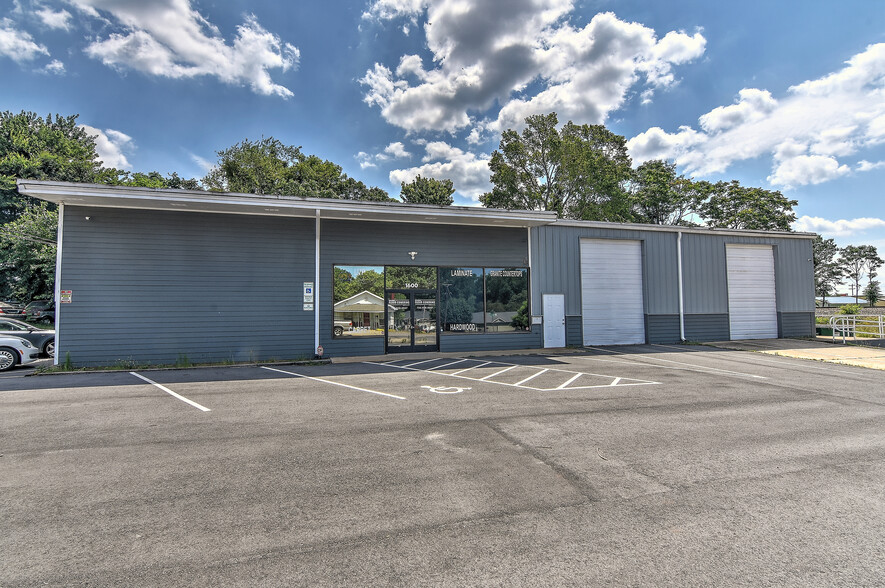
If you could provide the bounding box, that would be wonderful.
[260,366,406,400]
[130,372,211,412]
[402,358,439,368]
[556,373,582,389]
[583,346,766,379]
[430,359,470,371]
[479,365,519,381]
[449,361,492,376]
[365,358,659,392]
[514,369,548,386]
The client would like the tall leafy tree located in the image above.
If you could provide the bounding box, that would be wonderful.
[840,245,875,303]
[400,175,455,206]
[698,180,797,231]
[204,137,391,201]
[0,111,104,223]
[629,159,710,225]
[812,236,843,305]
[481,112,633,220]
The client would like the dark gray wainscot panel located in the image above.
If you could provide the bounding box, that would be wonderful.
[59,207,315,366]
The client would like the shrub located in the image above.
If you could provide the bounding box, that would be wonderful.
[839,303,861,315]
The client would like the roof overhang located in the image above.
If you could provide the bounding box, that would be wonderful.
[16,180,557,228]
[551,219,816,239]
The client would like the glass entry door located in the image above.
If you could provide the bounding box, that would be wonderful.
[386,290,438,353]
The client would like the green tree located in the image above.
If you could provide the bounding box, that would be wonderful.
[840,245,879,304]
[863,280,881,307]
[0,202,57,301]
[204,137,391,201]
[400,175,455,206]
[0,111,104,223]
[812,236,843,305]
[480,113,633,220]
[629,160,710,225]
[698,180,797,231]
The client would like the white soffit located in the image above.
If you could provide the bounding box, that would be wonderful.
[16,180,556,228]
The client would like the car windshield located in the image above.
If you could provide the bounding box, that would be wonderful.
[24,301,51,310]
[0,320,31,331]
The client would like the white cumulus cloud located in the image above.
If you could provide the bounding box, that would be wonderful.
[36,8,73,31]
[628,43,885,190]
[361,4,705,134]
[80,124,133,169]
[39,58,66,75]
[793,216,885,238]
[389,141,490,200]
[0,17,50,62]
[74,1,299,98]
[858,160,885,172]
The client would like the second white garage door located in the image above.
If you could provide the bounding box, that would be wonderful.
[726,244,778,340]
[581,239,645,345]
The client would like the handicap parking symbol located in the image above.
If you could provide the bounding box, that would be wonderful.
[422,385,471,394]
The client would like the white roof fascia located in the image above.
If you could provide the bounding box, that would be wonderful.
[550,219,816,240]
[16,180,557,228]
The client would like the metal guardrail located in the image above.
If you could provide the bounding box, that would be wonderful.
[829,315,885,343]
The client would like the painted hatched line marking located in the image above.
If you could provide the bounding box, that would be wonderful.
[479,365,519,381]
[555,373,583,389]
[428,358,470,371]
[261,366,405,400]
[130,372,211,412]
[402,358,440,368]
[449,361,492,376]
[514,369,548,386]
[365,358,659,391]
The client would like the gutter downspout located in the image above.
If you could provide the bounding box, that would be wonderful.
[315,210,320,355]
[53,203,64,365]
[677,231,685,342]
[527,226,533,316]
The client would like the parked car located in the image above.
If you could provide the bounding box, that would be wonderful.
[0,301,26,319]
[0,319,55,357]
[23,300,54,324]
[0,335,41,371]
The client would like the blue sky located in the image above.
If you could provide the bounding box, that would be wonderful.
[1,0,884,252]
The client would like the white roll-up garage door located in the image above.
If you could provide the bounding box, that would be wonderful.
[726,244,778,340]
[581,239,645,345]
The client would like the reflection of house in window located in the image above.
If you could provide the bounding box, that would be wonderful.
[334,290,393,335]
[473,311,518,332]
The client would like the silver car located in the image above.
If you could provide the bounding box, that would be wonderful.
[0,336,41,371]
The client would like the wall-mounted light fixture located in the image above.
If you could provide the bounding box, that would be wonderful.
[85,216,91,221]
[408,251,418,260]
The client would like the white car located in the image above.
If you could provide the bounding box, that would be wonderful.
[0,336,41,372]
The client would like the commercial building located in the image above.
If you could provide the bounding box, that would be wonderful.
[17,180,815,367]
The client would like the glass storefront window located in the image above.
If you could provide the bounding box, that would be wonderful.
[440,268,484,334]
[485,268,530,333]
[333,265,385,337]
[385,266,438,290]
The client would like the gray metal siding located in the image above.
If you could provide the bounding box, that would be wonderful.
[684,314,730,341]
[646,314,681,343]
[319,219,530,356]
[779,311,815,337]
[566,315,582,346]
[59,206,315,366]
[531,225,679,317]
[682,234,814,315]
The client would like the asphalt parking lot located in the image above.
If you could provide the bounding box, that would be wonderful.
[3,345,885,586]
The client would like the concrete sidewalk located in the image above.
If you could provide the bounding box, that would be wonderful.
[705,337,885,370]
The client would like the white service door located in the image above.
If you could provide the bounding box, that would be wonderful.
[543,294,566,348]
[581,239,645,345]
[727,245,778,340]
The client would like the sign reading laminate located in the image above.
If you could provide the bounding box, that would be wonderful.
[60,290,72,303]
